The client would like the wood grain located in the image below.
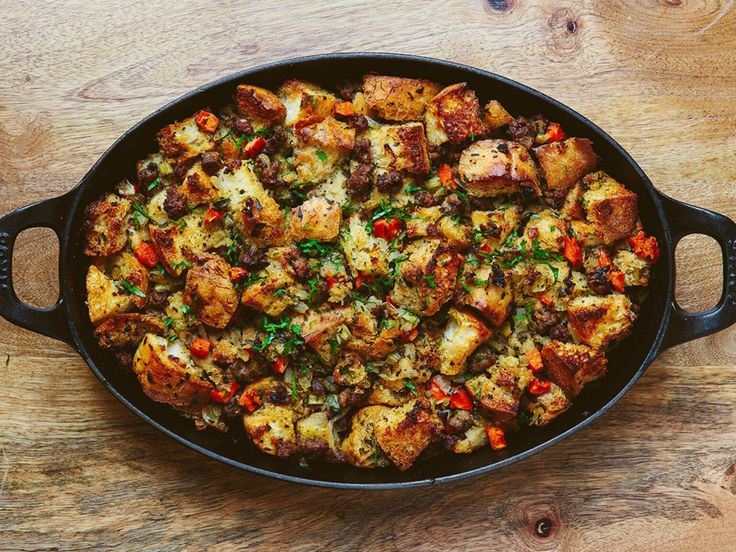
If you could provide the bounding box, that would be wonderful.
[1,0,735,550]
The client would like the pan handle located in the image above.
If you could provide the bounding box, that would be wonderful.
[660,193,736,349]
[0,193,75,345]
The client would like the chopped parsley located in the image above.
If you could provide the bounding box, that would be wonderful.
[171,260,192,271]
[315,150,329,163]
[146,177,161,192]
[254,316,304,357]
[403,379,418,396]
[114,279,146,298]
[424,274,436,289]
[291,371,298,400]
[132,204,156,224]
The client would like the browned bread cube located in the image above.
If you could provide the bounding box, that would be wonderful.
[457,265,513,327]
[183,254,238,329]
[362,74,442,122]
[373,399,440,471]
[288,196,342,242]
[83,193,131,257]
[459,139,541,198]
[424,83,487,145]
[582,171,638,245]
[234,84,287,128]
[541,340,608,398]
[365,122,431,175]
[525,382,571,426]
[94,313,165,349]
[483,100,513,131]
[534,138,597,206]
[439,308,492,376]
[567,294,635,349]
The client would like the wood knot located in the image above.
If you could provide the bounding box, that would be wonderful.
[486,0,514,13]
[545,7,582,58]
[515,500,563,548]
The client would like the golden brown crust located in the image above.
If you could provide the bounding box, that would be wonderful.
[541,340,607,398]
[84,193,131,257]
[534,138,597,206]
[362,74,441,122]
[567,294,635,349]
[483,100,513,131]
[94,313,165,349]
[456,265,513,327]
[459,139,541,198]
[373,399,440,471]
[583,172,638,245]
[439,308,492,376]
[149,224,186,276]
[234,84,286,127]
[183,254,238,329]
[425,83,487,145]
[179,163,218,206]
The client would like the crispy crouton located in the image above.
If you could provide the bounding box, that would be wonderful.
[525,382,571,426]
[240,248,299,316]
[449,424,488,454]
[582,171,638,245]
[157,115,215,165]
[340,214,391,276]
[86,252,149,324]
[298,308,350,363]
[183,254,238,329]
[439,308,492,375]
[457,265,513,326]
[242,403,297,458]
[406,206,442,238]
[424,83,487,146]
[541,340,607,398]
[150,224,187,276]
[296,411,340,455]
[234,84,287,128]
[459,139,541,198]
[277,80,337,128]
[83,193,131,257]
[560,181,585,220]
[570,220,603,248]
[94,313,165,349]
[391,240,463,316]
[567,294,635,349]
[470,206,522,252]
[293,116,356,183]
[362,74,442,121]
[465,355,532,421]
[483,100,513,131]
[132,334,214,413]
[534,137,597,206]
[345,305,402,362]
[288,196,342,242]
[178,163,218,206]
[342,406,391,468]
[364,122,431,175]
[373,399,440,471]
[614,250,650,287]
[523,209,566,252]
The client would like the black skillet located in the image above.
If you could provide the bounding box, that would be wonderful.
[1,53,735,489]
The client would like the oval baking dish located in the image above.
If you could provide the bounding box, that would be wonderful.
[1,53,735,489]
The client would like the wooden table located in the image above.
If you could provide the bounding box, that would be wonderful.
[1,1,735,549]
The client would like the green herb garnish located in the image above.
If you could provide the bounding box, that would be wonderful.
[315,150,329,163]
[115,279,146,298]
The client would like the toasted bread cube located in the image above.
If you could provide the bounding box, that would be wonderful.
[470,206,522,252]
[424,83,487,146]
[525,382,571,426]
[94,313,164,349]
[178,163,218,206]
[570,220,603,248]
[449,424,488,454]
[541,340,607,398]
[157,115,215,165]
[457,265,512,327]
[240,249,299,317]
[150,224,187,276]
[288,196,342,242]
[439,308,492,376]
[523,210,566,252]
[534,137,597,206]
[86,266,131,325]
[567,294,635,349]
[296,411,340,455]
[83,193,131,257]
[362,74,442,121]
[293,116,355,183]
[459,139,541,198]
[183,254,238,329]
[242,403,297,458]
[345,306,402,362]
[405,206,442,238]
[614,250,650,287]
[132,334,214,413]
[560,181,585,220]
[483,100,513,131]
[364,122,431,175]
[299,308,350,363]
[373,399,439,471]
[582,171,638,245]
[438,217,472,248]
[340,214,391,276]
[391,239,463,316]
[277,79,337,128]
[342,406,391,468]
[234,84,287,128]
[465,355,532,421]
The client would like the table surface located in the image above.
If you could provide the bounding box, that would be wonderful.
[1,1,735,550]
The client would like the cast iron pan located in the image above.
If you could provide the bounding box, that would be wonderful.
[1,53,735,489]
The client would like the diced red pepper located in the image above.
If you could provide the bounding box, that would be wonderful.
[438,163,457,190]
[243,136,266,158]
[449,388,473,411]
[629,230,660,264]
[385,295,397,306]
[372,219,389,239]
[386,217,402,240]
[354,273,372,290]
[485,425,507,450]
[478,243,492,255]
[134,242,159,269]
[210,381,240,404]
[546,122,566,142]
[334,101,355,116]
[228,267,249,282]
[538,293,554,309]
[195,110,219,133]
[400,327,419,343]
[528,378,552,395]
[326,275,337,290]
[190,337,211,359]
[238,387,262,412]
[428,380,450,403]
[373,217,402,240]
[610,269,626,293]
[562,235,583,267]
[597,250,613,268]
[526,347,544,373]
[272,356,288,374]
[204,205,223,224]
